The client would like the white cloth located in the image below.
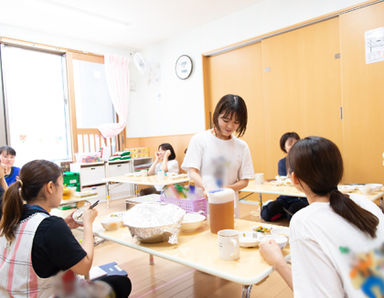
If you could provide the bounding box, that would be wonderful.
[290,195,384,298]
[154,159,179,191]
[181,130,254,216]
[0,213,61,297]
[98,54,130,138]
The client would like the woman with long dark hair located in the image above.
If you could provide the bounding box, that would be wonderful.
[0,160,131,297]
[260,137,384,297]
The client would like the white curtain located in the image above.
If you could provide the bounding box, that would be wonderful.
[98,54,130,138]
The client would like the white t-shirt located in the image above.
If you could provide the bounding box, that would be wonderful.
[290,194,384,298]
[181,130,254,215]
[154,159,179,175]
[154,159,179,191]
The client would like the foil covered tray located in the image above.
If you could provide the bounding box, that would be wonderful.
[123,203,185,243]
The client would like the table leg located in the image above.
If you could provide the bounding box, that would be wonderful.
[149,254,154,265]
[380,197,383,212]
[259,193,263,215]
[106,182,110,209]
[241,285,253,298]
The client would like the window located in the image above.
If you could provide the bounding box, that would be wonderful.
[72,59,114,128]
[0,45,72,166]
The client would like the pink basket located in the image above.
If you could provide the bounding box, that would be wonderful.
[160,194,207,216]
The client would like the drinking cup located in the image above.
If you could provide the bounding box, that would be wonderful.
[218,229,240,260]
[255,173,265,185]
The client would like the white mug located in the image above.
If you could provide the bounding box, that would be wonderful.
[218,229,240,260]
[255,173,264,185]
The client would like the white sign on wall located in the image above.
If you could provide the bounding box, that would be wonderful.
[365,27,384,64]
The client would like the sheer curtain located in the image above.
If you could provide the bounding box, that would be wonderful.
[98,54,130,138]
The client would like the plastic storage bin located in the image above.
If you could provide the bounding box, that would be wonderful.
[160,194,207,216]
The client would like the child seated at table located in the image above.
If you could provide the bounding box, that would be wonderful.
[261,132,308,221]
[140,143,179,195]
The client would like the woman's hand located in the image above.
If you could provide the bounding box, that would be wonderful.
[259,239,285,267]
[65,211,81,229]
[165,150,171,159]
[0,164,6,179]
[82,207,98,226]
[155,152,160,162]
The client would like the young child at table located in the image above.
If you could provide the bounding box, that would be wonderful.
[0,145,20,186]
[259,136,384,297]
[0,160,132,297]
[140,143,179,195]
[261,132,308,221]
[182,94,254,217]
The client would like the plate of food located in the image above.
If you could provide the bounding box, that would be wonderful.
[252,224,273,234]
[252,224,290,238]
[239,231,260,248]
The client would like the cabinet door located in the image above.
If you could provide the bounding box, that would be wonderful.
[80,165,105,186]
[108,161,133,177]
[261,17,342,178]
[340,2,384,183]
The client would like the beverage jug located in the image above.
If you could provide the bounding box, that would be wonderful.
[208,188,235,234]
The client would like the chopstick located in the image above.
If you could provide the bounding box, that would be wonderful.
[89,200,99,209]
[75,200,99,220]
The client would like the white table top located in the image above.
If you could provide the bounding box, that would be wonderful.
[104,174,189,186]
[242,180,384,202]
[94,219,290,286]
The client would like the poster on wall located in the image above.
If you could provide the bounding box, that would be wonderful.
[365,27,384,64]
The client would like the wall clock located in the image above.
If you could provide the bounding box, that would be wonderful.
[175,55,193,80]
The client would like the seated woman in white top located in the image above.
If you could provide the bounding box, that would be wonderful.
[147,143,179,176]
[259,136,384,298]
[141,143,179,195]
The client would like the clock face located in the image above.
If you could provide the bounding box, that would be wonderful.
[175,55,193,80]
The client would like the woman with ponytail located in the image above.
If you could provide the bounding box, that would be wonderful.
[259,137,384,297]
[0,160,131,297]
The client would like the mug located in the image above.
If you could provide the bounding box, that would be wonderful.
[218,229,240,260]
[255,173,264,185]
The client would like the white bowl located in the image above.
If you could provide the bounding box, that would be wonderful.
[366,183,383,192]
[181,212,205,232]
[358,183,383,195]
[338,185,356,193]
[101,212,125,231]
[260,235,288,249]
[239,231,260,248]
[72,203,90,225]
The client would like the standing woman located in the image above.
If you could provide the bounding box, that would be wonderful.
[0,160,131,297]
[182,94,254,217]
[260,137,384,297]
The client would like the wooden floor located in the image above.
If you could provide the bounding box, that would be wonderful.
[87,194,293,298]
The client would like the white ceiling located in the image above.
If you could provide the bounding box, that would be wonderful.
[0,0,262,50]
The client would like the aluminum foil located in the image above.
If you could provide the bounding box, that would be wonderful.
[123,203,185,244]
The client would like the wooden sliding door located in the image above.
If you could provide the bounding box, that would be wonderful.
[203,43,265,172]
[261,17,342,178]
[340,2,384,183]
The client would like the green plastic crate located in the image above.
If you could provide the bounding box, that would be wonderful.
[63,171,80,191]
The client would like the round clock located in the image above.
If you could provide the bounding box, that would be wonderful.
[175,55,193,80]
